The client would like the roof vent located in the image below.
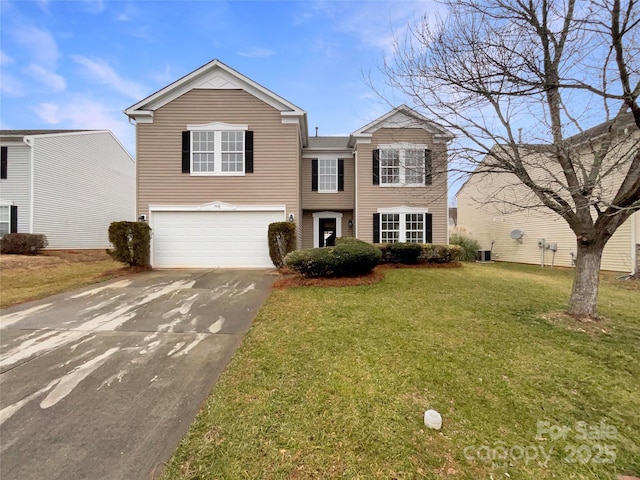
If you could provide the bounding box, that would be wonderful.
[510,229,524,242]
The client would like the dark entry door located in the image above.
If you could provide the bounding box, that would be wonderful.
[319,218,337,247]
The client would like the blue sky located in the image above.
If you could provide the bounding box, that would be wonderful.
[1,0,438,156]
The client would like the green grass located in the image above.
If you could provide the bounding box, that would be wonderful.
[162,263,640,479]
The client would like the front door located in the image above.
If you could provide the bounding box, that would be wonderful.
[319,218,337,247]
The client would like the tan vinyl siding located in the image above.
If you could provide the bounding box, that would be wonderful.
[355,128,448,244]
[301,157,355,210]
[458,170,638,273]
[301,211,314,249]
[0,143,31,233]
[136,89,299,218]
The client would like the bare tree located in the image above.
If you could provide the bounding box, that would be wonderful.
[378,0,640,318]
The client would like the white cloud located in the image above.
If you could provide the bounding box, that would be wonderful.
[26,64,67,92]
[293,0,439,54]
[116,2,138,21]
[32,97,135,155]
[80,0,106,14]
[71,55,147,100]
[12,25,59,67]
[0,73,26,97]
[37,103,61,124]
[238,48,275,59]
[0,50,14,65]
[151,64,174,85]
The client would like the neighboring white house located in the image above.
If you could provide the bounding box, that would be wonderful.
[0,130,135,249]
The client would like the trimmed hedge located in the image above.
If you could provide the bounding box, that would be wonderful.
[268,222,296,268]
[376,242,462,264]
[285,237,381,277]
[107,221,151,267]
[378,242,424,264]
[0,233,48,255]
[418,244,462,263]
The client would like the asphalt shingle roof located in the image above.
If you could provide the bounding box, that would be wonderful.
[306,136,351,149]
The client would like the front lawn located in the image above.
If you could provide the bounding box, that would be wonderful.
[0,250,123,308]
[163,263,639,479]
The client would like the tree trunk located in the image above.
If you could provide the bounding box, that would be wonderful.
[568,242,605,319]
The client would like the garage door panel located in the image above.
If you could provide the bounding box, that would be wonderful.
[151,210,284,268]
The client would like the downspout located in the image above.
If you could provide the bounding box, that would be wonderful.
[354,149,358,240]
[632,212,637,275]
[23,136,35,233]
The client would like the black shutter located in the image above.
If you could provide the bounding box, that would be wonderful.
[425,149,432,185]
[181,131,190,173]
[338,159,344,191]
[10,205,17,233]
[372,149,380,185]
[311,159,318,191]
[425,212,433,243]
[245,130,254,173]
[1,146,7,179]
[373,213,380,243]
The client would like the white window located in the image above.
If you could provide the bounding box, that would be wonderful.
[381,213,400,243]
[380,211,426,243]
[380,149,400,185]
[0,205,10,237]
[405,213,424,243]
[192,131,216,173]
[379,146,426,186]
[188,122,247,176]
[318,158,337,192]
[221,131,244,173]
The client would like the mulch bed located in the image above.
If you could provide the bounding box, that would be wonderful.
[273,262,462,288]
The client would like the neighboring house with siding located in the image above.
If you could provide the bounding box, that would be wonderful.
[457,116,639,274]
[125,59,452,268]
[0,130,135,249]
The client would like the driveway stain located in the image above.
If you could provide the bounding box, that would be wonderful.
[0,269,274,480]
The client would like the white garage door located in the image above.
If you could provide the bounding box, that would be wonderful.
[151,210,284,268]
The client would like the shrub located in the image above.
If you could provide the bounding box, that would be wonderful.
[107,221,151,267]
[419,244,463,263]
[449,233,480,262]
[0,233,48,255]
[268,222,296,268]
[285,237,381,277]
[378,242,424,264]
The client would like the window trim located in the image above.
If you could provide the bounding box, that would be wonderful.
[186,122,248,177]
[318,158,338,193]
[0,204,14,237]
[377,207,428,243]
[377,143,428,187]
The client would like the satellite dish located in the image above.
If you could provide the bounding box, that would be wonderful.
[510,229,524,240]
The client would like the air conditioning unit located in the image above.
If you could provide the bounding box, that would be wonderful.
[477,250,492,262]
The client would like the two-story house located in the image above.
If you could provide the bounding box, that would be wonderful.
[0,130,135,249]
[457,115,639,274]
[125,59,451,268]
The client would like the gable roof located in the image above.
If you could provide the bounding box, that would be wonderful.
[124,59,308,144]
[349,105,453,147]
[454,111,639,197]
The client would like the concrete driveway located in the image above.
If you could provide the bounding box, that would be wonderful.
[0,269,275,480]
